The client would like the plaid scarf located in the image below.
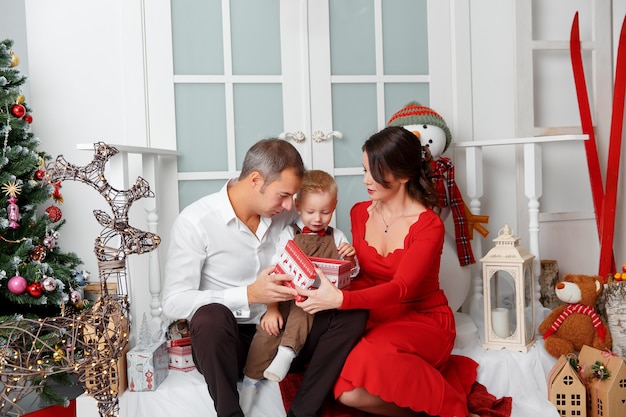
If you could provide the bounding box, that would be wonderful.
[542,303,607,342]
[431,157,475,266]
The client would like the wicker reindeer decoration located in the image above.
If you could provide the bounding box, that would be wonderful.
[0,142,160,417]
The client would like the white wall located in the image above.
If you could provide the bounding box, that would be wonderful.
[0,1,29,97]
[20,0,158,341]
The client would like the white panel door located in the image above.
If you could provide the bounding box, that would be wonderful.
[150,0,435,233]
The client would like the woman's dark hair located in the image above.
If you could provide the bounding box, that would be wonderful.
[362,126,439,208]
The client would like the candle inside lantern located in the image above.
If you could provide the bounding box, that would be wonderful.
[492,307,510,338]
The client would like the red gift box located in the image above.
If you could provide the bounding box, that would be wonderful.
[310,257,351,289]
[168,345,195,372]
[274,240,317,301]
[166,336,191,348]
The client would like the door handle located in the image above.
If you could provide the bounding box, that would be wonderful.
[312,130,342,143]
[278,131,306,143]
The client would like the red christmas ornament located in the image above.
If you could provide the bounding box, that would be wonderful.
[35,169,46,180]
[10,103,26,118]
[23,114,33,124]
[45,205,62,222]
[27,282,43,298]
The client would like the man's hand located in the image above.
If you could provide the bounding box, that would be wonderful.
[296,268,343,314]
[247,265,297,306]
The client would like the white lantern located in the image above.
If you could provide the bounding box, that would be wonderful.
[481,224,536,352]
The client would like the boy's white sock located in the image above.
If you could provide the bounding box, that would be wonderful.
[263,346,296,382]
[240,376,260,415]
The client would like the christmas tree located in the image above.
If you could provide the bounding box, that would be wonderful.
[0,39,85,411]
[0,39,83,317]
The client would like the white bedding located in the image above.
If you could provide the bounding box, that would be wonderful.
[77,318,560,417]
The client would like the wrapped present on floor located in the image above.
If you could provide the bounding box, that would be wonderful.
[578,345,626,417]
[168,344,195,372]
[310,257,351,289]
[126,342,169,392]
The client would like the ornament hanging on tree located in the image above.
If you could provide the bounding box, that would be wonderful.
[42,232,57,249]
[9,50,20,67]
[7,196,20,228]
[45,205,62,222]
[27,282,43,298]
[3,181,22,229]
[35,157,46,180]
[73,271,86,286]
[41,275,57,292]
[69,289,82,305]
[30,245,47,262]
[10,103,26,118]
[7,275,27,294]
[23,114,32,124]
[53,346,65,362]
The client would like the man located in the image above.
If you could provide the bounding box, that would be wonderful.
[162,138,367,417]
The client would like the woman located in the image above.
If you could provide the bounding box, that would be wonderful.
[297,126,478,417]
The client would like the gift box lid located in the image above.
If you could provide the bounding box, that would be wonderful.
[168,345,192,354]
[309,257,351,271]
[166,337,191,348]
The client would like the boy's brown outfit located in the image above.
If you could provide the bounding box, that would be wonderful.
[244,224,340,379]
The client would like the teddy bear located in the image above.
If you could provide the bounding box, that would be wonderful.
[538,274,612,358]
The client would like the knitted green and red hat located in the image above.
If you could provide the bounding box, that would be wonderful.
[387,101,452,151]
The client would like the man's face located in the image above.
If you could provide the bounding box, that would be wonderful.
[257,167,302,217]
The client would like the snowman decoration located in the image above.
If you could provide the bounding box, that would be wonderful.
[387,102,488,311]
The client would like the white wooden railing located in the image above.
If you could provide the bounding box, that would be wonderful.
[77,143,180,342]
[452,134,589,324]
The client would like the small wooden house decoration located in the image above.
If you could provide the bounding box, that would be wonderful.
[547,354,587,416]
[578,345,626,417]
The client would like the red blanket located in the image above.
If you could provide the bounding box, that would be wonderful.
[279,371,512,417]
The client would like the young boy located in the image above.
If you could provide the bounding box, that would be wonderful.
[240,169,358,413]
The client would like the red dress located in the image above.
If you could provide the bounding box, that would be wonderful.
[333,201,478,417]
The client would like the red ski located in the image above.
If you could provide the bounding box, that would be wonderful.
[570,12,625,280]
[598,14,626,279]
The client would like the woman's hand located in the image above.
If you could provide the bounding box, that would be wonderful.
[296,268,343,314]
